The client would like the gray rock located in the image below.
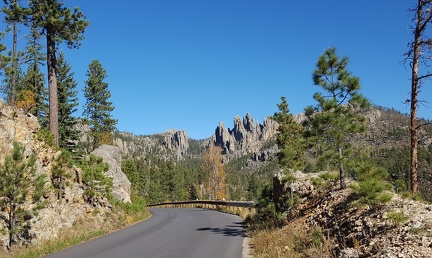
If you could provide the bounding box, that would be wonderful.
[213,113,279,162]
[92,145,131,203]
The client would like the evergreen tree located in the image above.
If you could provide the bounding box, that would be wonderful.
[22,27,48,126]
[83,60,117,150]
[29,0,89,146]
[51,150,73,203]
[82,154,112,206]
[3,65,25,106]
[2,0,28,106]
[56,51,79,152]
[304,48,370,189]
[0,141,46,250]
[273,96,306,171]
[0,31,8,70]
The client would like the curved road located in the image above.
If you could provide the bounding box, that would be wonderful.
[43,208,247,258]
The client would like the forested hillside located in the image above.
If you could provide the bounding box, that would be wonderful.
[1,1,432,257]
[111,105,432,205]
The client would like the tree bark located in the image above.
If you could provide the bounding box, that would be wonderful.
[410,1,422,195]
[338,147,346,189]
[47,30,59,146]
[11,18,17,106]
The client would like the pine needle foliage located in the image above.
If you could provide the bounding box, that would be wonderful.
[56,52,79,152]
[51,150,73,203]
[0,141,46,250]
[304,48,370,189]
[83,60,117,150]
[351,162,393,207]
[29,0,89,146]
[81,154,112,206]
[273,96,306,172]
[22,27,48,127]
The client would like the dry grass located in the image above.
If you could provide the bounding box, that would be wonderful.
[251,218,334,258]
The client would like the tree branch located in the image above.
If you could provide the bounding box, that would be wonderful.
[416,122,432,130]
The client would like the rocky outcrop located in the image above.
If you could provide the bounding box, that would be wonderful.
[113,130,189,161]
[92,145,131,203]
[213,113,279,161]
[162,130,189,160]
[0,100,113,248]
[273,170,432,257]
[0,100,40,161]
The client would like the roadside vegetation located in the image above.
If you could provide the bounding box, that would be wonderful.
[0,0,432,257]
[0,194,150,258]
[245,44,427,257]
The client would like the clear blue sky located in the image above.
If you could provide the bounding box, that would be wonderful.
[3,1,422,139]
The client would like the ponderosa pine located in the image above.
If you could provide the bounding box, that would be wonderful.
[83,60,117,150]
[29,0,88,146]
[305,48,370,189]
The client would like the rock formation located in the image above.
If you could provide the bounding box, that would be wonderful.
[162,130,189,160]
[213,113,279,161]
[0,100,120,248]
[92,145,132,203]
[113,130,189,161]
[273,169,432,257]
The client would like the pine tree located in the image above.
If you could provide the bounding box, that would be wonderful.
[82,154,112,206]
[51,150,72,203]
[3,65,25,106]
[273,96,306,171]
[0,32,9,77]
[2,0,28,106]
[22,27,48,127]
[83,60,118,150]
[29,0,89,146]
[405,0,432,194]
[56,52,79,152]
[304,48,370,189]
[0,141,46,250]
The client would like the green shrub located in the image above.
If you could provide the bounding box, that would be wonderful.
[310,172,339,189]
[246,202,287,231]
[36,129,55,147]
[387,212,408,225]
[351,162,393,207]
[394,179,407,193]
[354,178,392,207]
[118,193,147,215]
[310,227,325,247]
[81,154,113,206]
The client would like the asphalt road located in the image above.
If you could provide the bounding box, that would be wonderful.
[43,208,247,258]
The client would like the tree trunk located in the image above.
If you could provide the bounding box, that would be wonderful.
[410,1,422,195]
[47,30,59,146]
[11,18,17,106]
[338,148,346,189]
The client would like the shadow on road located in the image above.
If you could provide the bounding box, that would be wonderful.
[196,222,246,237]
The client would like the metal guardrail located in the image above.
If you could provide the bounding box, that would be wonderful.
[148,200,259,218]
[148,200,259,208]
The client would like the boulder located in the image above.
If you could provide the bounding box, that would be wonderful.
[92,145,131,203]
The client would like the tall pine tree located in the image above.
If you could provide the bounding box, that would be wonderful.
[304,48,370,189]
[29,0,88,146]
[2,0,28,106]
[56,51,79,152]
[83,60,117,150]
[405,0,432,194]
[22,27,48,126]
